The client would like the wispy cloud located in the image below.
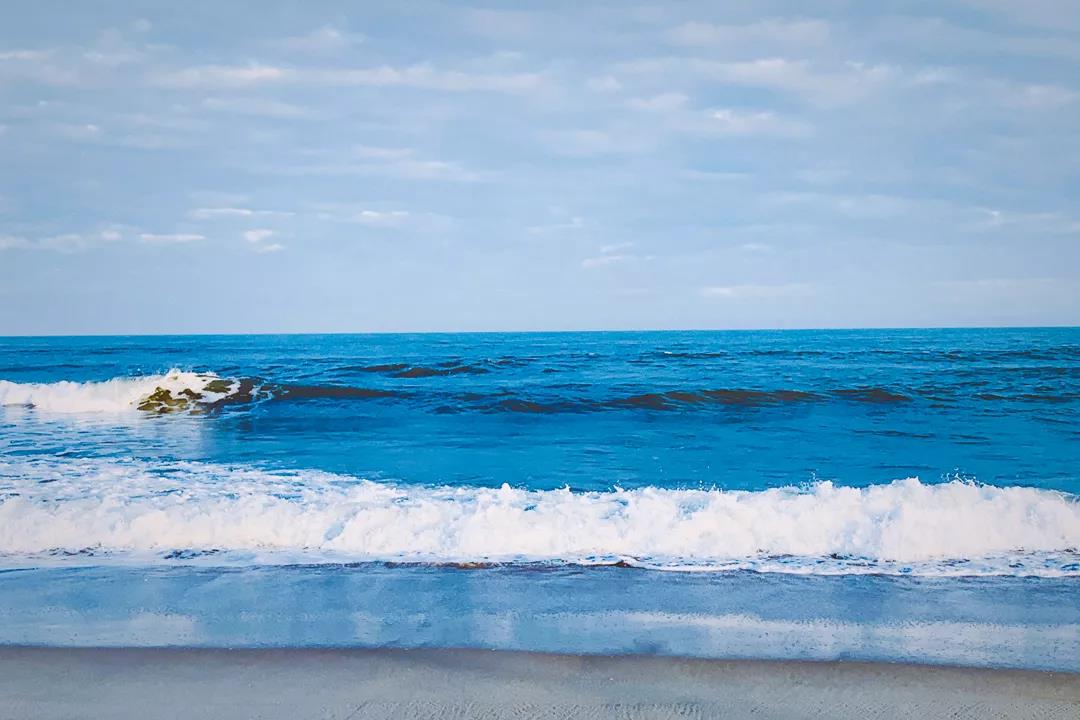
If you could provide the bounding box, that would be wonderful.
[0,225,132,252]
[139,233,204,243]
[190,207,294,219]
[612,57,894,105]
[278,26,359,53]
[151,62,543,93]
[699,283,815,299]
[581,243,652,269]
[151,63,289,88]
[350,210,411,227]
[200,96,311,118]
[707,108,811,137]
[0,49,52,61]
[668,19,831,50]
[581,254,630,269]
[272,145,481,181]
[627,93,689,112]
[243,229,275,243]
[242,228,284,253]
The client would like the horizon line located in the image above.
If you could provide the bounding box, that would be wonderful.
[1,324,1078,339]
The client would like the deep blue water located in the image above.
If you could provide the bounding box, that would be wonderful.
[1,329,1078,669]
[3,328,1078,491]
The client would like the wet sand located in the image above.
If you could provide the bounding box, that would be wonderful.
[1,646,1077,719]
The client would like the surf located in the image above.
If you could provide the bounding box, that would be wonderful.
[1,458,1077,576]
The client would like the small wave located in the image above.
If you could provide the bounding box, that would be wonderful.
[831,388,912,403]
[0,458,1077,576]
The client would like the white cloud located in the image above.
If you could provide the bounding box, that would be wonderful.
[581,243,652,269]
[627,93,688,112]
[582,254,630,269]
[586,75,622,93]
[242,228,285,253]
[0,49,52,61]
[741,242,774,253]
[36,234,87,252]
[970,208,1080,235]
[191,207,294,220]
[352,210,410,227]
[613,57,894,105]
[279,26,358,53]
[139,233,204,243]
[668,19,831,50]
[998,82,1079,109]
[708,108,810,137]
[53,123,102,141]
[0,233,90,252]
[312,64,543,93]
[0,235,28,250]
[528,216,585,234]
[152,62,543,93]
[201,96,310,118]
[243,229,275,243]
[274,146,480,181]
[152,64,291,88]
[700,283,815,299]
[543,129,653,156]
[465,9,536,38]
[100,229,122,241]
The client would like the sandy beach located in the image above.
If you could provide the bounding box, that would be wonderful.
[1,647,1077,720]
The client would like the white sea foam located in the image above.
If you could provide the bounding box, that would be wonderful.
[0,458,1077,575]
[0,370,231,413]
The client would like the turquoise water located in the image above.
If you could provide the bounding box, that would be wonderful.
[1,329,1078,668]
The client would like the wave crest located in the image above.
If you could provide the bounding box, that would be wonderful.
[1,458,1077,575]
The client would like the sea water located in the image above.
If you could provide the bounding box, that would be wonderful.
[1,329,1077,669]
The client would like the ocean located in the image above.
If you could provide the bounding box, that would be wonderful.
[1,329,1078,670]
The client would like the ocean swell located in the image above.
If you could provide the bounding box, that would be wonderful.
[0,458,1077,576]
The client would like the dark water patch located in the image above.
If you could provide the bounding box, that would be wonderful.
[976,392,1079,403]
[274,384,403,401]
[497,399,581,414]
[488,356,535,368]
[343,363,410,374]
[1017,393,1078,404]
[853,428,935,439]
[702,389,820,405]
[340,359,513,376]
[832,388,912,403]
[393,364,490,378]
[612,389,821,410]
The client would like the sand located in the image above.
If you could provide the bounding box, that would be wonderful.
[1,647,1077,719]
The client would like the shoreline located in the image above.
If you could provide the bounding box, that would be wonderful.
[2,646,1077,719]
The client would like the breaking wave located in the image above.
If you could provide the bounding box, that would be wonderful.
[0,370,241,414]
[0,458,1077,576]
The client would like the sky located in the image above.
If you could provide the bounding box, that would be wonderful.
[1,0,1078,334]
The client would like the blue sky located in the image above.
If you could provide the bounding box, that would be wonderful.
[1,1,1078,334]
